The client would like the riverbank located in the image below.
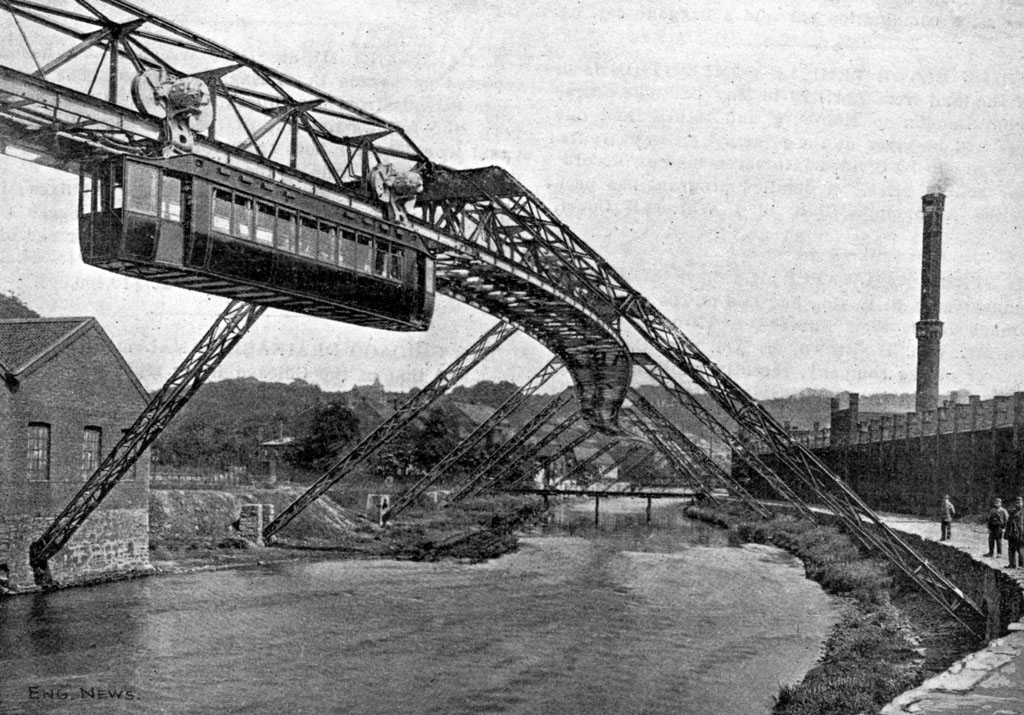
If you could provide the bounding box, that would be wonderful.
[149,488,545,574]
[683,504,983,715]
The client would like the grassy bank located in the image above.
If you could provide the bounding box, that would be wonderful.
[684,505,981,715]
[149,488,544,570]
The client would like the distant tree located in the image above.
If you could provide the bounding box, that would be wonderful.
[286,401,360,471]
[0,291,40,319]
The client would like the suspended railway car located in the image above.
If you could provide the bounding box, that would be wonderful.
[78,155,435,331]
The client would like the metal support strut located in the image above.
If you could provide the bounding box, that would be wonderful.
[502,414,588,490]
[382,357,563,523]
[264,321,517,541]
[30,301,265,584]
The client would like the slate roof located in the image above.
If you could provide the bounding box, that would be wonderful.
[0,317,148,400]
[0,317,91,374]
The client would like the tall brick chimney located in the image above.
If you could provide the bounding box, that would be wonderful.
[915,193,945,412]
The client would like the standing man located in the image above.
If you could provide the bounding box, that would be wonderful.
[939,494,956,541]
[1006,497,1024,569]
[986,498,1009,557]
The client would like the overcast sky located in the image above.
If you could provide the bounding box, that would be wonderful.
[2,0,1023,398]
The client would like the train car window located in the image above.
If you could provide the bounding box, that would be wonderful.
[389,246,404,282]
[111,162,124,210]
[276,209,296,252]
[318,223,337,264]
[355,235,373,274]
[232,195,253,240]
[80,174,94,216]
[161,175,182,222]
[255,203,276,245]
[339,229,356,268]
[125,163,158,215]
[298,216,318,258]
[212,189,232,234]
[373,240,389,278]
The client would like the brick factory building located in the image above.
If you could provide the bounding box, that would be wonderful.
[0,317,151,592]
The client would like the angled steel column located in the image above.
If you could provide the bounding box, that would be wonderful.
[626,391,772,518]
[631,354,813,520]
[501,415,588,490]
[552,440,618,487]
[620,449,663,487]
[450,392,574,500]
[592,443,643,484]
[624,411,712,498]
[382,357,563,523]
[30,301,265,582]
[265,321,517,540]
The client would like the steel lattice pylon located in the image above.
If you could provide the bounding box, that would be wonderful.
[550,441,617,488]
[631,353,815,520]
[264,321,517,540]
[381,357,563,523]
[589,444,642,485]
[450,392,574,501]
[501,415,588,491]
[29,300,265,582]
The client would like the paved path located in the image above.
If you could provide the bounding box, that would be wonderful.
[878,513,1024,714]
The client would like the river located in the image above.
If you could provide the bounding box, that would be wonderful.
[0,499,839,714]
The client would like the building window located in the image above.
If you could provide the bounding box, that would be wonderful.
[81,427,102,480]
[27,423,50,481]
[126,162,160,216]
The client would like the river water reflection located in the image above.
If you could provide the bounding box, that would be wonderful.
[0,499,839,714]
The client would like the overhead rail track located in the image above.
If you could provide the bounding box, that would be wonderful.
[0,0,982,627]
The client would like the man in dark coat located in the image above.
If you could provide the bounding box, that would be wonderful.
[1006,497,1024,569]
[939,494,955,541]
[986,498,1009,557]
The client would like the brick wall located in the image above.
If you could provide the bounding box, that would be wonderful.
[0,323,152,591]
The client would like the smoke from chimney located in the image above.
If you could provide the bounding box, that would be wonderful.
[927,162,955,195]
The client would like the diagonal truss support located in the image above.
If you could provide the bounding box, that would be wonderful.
[552,440,619,487]
[623,410,715,498]
[450,392,574,500]
[381,357,564,523]
[502,414,588,491]
[29,300,265,582]
[263,321,517,540]
[620,300,984,632]
[591,443,642,485]
[626,390,772,518]
[630,354,812,519]
[619,448,662,486]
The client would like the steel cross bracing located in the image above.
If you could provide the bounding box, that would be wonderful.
[622,411,711,498]
[504,424,597,492]
[29,300,264,579]
[550,440,618,488]
[500,415,589,491]
[0,1,630,432]
[625,389,772,518]
[630,354,812,519]
[591,443,642,485]
[381,356,564,524]
[449,392,574,501]
[0,2,981,624]
[263,321,517,540]
[618,449,663,488]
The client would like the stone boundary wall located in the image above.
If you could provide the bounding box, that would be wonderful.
[736,392,1024,515]
[0,508,151,593]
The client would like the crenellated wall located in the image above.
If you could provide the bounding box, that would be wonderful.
[735,392,1024,515]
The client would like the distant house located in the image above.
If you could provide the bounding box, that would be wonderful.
[0,317,151,592]
[256,435,295,483]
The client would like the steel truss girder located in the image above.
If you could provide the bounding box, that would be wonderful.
[590,443,642,485]
[630,354,813,518]
[618,448,662,486]
[625,389,771,518]
[29,300,264,579]
[263,321,517,540]
[552,440,619,487]
[623,411,710,496]
[620,302,984,631]
[450,392,574,501]
[381,356,564,523]
[502,414,588,491]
